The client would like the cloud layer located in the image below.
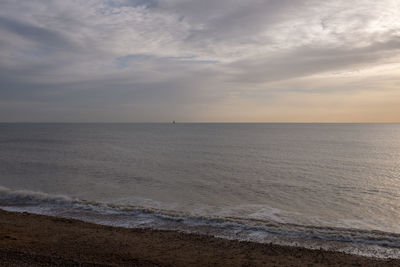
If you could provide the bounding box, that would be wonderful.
[1,0,399,122]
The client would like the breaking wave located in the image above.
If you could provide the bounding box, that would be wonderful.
[0,185,399,259]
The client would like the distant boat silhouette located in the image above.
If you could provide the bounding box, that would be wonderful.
[172,121,176,124]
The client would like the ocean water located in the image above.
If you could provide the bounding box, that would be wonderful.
[0,123,399,258]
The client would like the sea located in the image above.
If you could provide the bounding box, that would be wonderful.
[0,123,399,258]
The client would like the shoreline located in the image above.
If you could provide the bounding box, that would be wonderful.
[0,209,398,266]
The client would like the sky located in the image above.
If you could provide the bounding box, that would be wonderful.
[0,0,400,122]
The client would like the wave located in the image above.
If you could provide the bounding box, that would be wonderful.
[0,185,399,259]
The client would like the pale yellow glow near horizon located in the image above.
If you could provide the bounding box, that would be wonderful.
[196,66,400,123]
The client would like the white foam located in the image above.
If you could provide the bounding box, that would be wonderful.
[1,185,400,259]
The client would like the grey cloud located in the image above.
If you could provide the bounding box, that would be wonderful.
[0,16,74,52]
[106,0,158,9]
[114,54,218,69]
[164,0,300,44]
[0,0,399,122]
[228,37,400,83]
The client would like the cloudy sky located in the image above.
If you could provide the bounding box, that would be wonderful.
[1,0,400,122]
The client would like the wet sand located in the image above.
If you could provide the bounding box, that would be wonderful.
[0,209,398,266]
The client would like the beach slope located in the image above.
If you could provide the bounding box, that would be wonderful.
[0,209,397,266]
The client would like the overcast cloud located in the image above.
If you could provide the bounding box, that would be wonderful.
[0,0,399,122]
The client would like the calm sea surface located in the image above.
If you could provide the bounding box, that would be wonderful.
[0,123,399,258]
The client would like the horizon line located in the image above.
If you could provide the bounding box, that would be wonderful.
[0,122,399,124]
